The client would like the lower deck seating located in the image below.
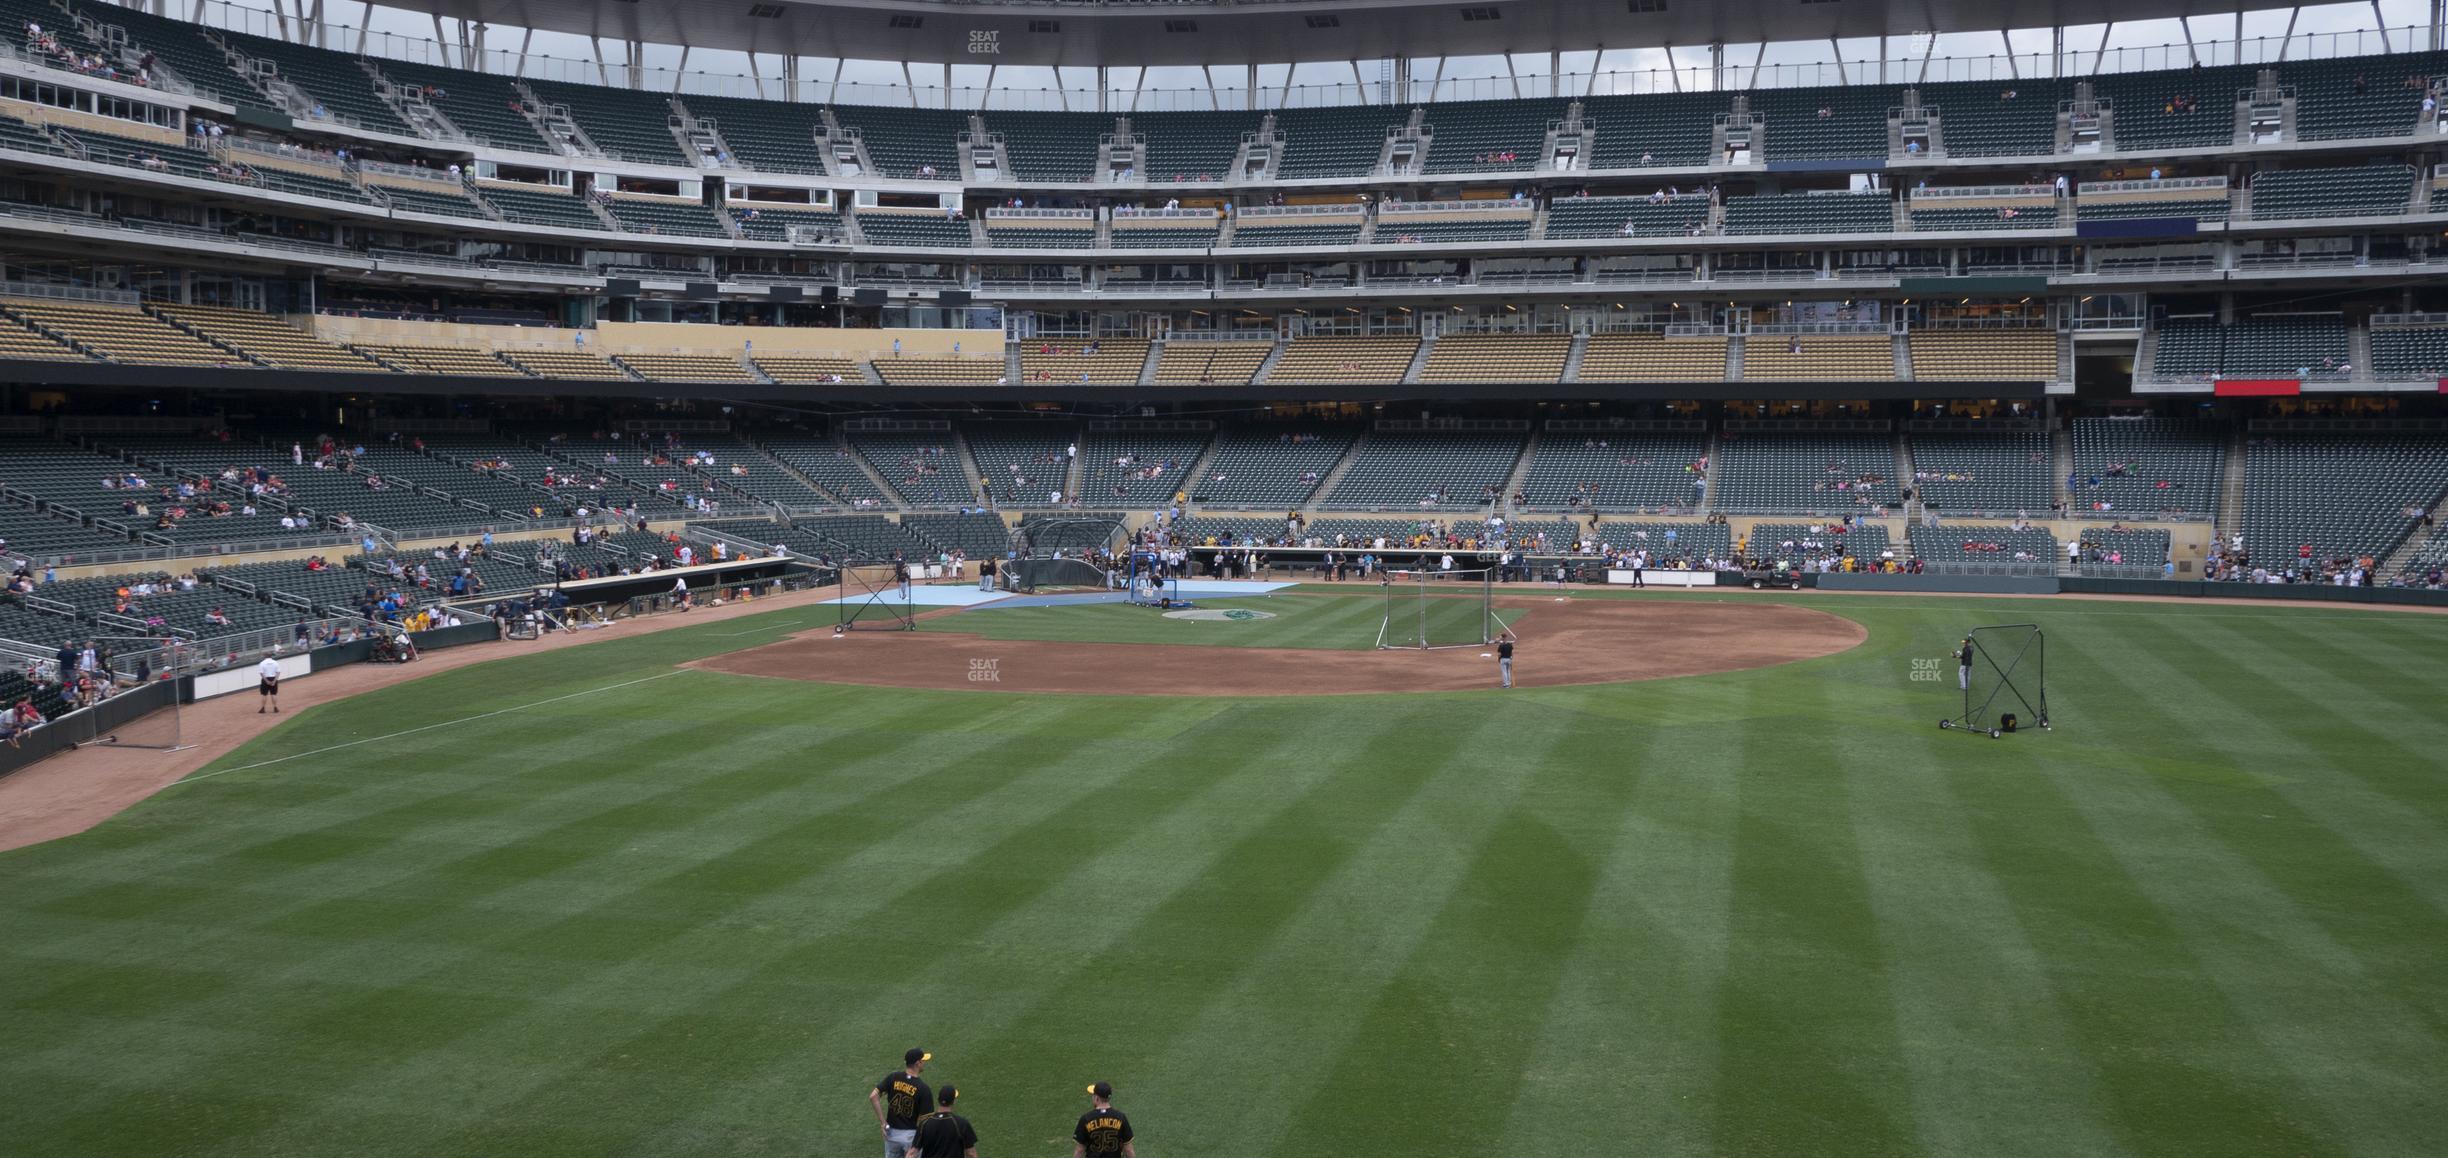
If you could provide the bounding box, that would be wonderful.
[2071,527,2171,568]
[1907,524,2058,565]
[835,432,961,506]
[1714,430,1900,514]
[2242,431,2448,575]
[1744,522,1893,564]
[1318,430,1524,511]
[902,512,1012,558]
[1907,430,2053,515]
[1187,426,1357,507]
[2068,417,2224,520]
[1586,520,1733,561]
[1520,432,1710,512]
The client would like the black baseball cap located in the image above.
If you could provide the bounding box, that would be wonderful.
[1086,1081,1113,1098]
[905,1048,932,1066]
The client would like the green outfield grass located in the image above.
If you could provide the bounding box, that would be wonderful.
[4,591,2446,1156]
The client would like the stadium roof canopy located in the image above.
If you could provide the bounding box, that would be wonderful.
[387,0,2301,68]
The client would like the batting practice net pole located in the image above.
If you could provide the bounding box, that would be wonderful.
[1940,623,2050,739]
[1375,568,1499,650]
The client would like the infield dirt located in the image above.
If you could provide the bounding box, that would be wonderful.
[689,595,1866,695]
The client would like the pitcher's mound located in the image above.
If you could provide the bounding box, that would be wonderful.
[690,598,1862,695]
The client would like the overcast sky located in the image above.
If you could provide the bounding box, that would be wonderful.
[146,0,2436,107]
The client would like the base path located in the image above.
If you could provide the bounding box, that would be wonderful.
[691,597,1864,696]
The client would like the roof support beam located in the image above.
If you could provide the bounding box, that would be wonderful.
[2372,0,2394,52]
[1829,37,1845,84]
[1351,59,1369,104]
[1747,42,1764,90]
[900,60,915,108]
[1503,53,1519,100]
[514,26,532,76]
[1584,48,1601,98]
[672,45,689,94]
[2091,21,2115,75]
[1200,64,1218,111]
[2179,16,2198,66]
[2278,7,2298,61]
[354,0,370,56]
[1424,55,1446,103]
[2001,29,2018,79]
[2051,25,2063,78]
[1917,31,1936,83]
[828,58,842,106]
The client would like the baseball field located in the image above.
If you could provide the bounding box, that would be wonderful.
[3,587,2444,1156]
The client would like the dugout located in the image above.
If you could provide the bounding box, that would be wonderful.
[546,556,812,612]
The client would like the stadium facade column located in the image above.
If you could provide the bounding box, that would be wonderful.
[1709,42,1724,89]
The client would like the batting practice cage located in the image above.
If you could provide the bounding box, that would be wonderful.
[1006,516,1126,595]
[835,562,916,631]
[1376,569,1501,650]
[1940,623,2051,739]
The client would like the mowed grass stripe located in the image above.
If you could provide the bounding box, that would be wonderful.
[1491,687,1731,1155]
[6,689,980,1153]
[408,695,1210,1154]
[1710,655,1917,1154]
[1131,701,1580,1155]
[650,709,1434,1151]
[1857,625,2127,1157]
[2037,621,2430,1154]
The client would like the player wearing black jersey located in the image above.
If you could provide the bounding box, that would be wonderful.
[912,1085,979,1158]
[869,1048,934,1158]
[1073,1081,1135,1158]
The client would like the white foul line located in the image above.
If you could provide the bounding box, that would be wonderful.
[167,669,692,787]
